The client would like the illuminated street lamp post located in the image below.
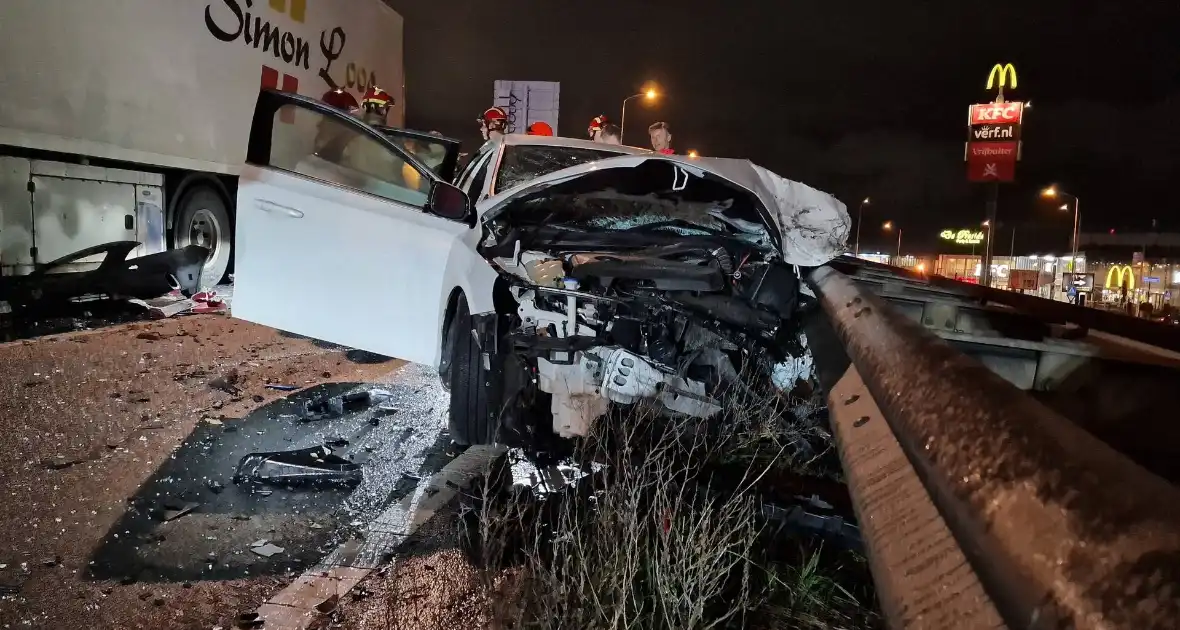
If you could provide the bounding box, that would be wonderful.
[853,197,870,256]
[620,87,658,146]
[1041,186,1080,271]
[982,220,992,268]
[883,221,902,265]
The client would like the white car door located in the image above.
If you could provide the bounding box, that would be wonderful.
[232,90,472,366]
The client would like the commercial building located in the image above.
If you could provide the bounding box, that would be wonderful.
[852,231,1180,310]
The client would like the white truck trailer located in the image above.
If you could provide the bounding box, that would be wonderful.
[0,0,406,287]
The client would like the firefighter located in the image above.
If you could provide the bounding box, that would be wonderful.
[359,86,394,126]
[312,88,360,162]
[526,121,554,136]
[588,115,609,141]
[598,123,622,145]
[648,121,674,154]
[345,86,428,195]
[479,107,509,141]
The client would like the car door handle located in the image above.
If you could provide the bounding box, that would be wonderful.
[256,199,305,218]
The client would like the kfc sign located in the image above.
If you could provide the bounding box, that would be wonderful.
[969,102,1025,125]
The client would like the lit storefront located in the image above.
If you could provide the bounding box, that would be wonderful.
[933,254,1086,299]
[1087,261,1180,308]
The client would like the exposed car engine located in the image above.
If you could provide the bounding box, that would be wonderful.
[490,242,807,439]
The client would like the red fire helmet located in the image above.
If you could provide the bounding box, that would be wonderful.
[361,86,393,111]
[321,88,359,112]
[526,121,554,136]
[480,107,508,127]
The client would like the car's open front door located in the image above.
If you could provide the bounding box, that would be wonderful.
[232,90,470,366]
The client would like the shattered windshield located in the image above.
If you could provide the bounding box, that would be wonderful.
[494,145,626,194]
[509,191,775,249]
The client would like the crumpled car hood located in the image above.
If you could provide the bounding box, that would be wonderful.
[477,154,850,268]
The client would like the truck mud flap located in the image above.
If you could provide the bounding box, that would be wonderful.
[0,241,209,316]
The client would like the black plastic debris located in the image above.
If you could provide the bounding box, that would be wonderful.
[161,502,198,522]
[233,446,363,490]
[237,611,264,628]
[315,594,340,614]
[300,391,372,422]
[265,384,298,391]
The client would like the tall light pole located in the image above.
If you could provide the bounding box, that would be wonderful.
[982,219,992,256]
[620,88,657,146]
[854,197,870,256]
[883,221,902,265]
[1041,186,1080,271]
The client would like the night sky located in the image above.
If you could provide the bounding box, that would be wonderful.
[385,0,1180,254]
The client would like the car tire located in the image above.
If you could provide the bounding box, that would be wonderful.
[447,298,500,446]
[438,304,462,391]
[172,184,232,288]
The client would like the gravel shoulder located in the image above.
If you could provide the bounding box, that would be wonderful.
[0,315,404,629]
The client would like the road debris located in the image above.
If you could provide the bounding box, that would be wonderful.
[249,542,285,558]
[301,390,372,421]
[209,368,241,395]
[161,502,198,522]
[265,384,298,391]
[41,452,99,470]
[234,446,363,490]
[236,611,265,628]
[315,593,339,614]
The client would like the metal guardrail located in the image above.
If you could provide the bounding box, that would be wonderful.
[830,256,1180,353]
[809,265,1180,630]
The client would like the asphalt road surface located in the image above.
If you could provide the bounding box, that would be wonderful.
[0,314,454,629]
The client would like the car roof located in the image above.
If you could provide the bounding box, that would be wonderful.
[498,133,651,155]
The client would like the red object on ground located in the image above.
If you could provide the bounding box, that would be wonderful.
[190,291,227,314]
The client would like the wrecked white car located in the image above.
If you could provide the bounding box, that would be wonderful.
[232,90,850,450]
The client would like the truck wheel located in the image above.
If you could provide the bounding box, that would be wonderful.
[173,185,232,287]
[448,298,500,446]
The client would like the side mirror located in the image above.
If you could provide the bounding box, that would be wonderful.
[427,181,472,223]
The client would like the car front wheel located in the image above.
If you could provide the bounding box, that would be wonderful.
[447,298,501,445]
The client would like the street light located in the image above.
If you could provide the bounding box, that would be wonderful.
[1042,185,1081,271]
[882,221,902,264]
[981,220,993,272]
[853,197,870,256]
[686,150,700,158]
[620,86,659,146]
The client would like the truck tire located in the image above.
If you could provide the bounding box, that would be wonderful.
[173,185,232,287]
[447,298,500,446]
